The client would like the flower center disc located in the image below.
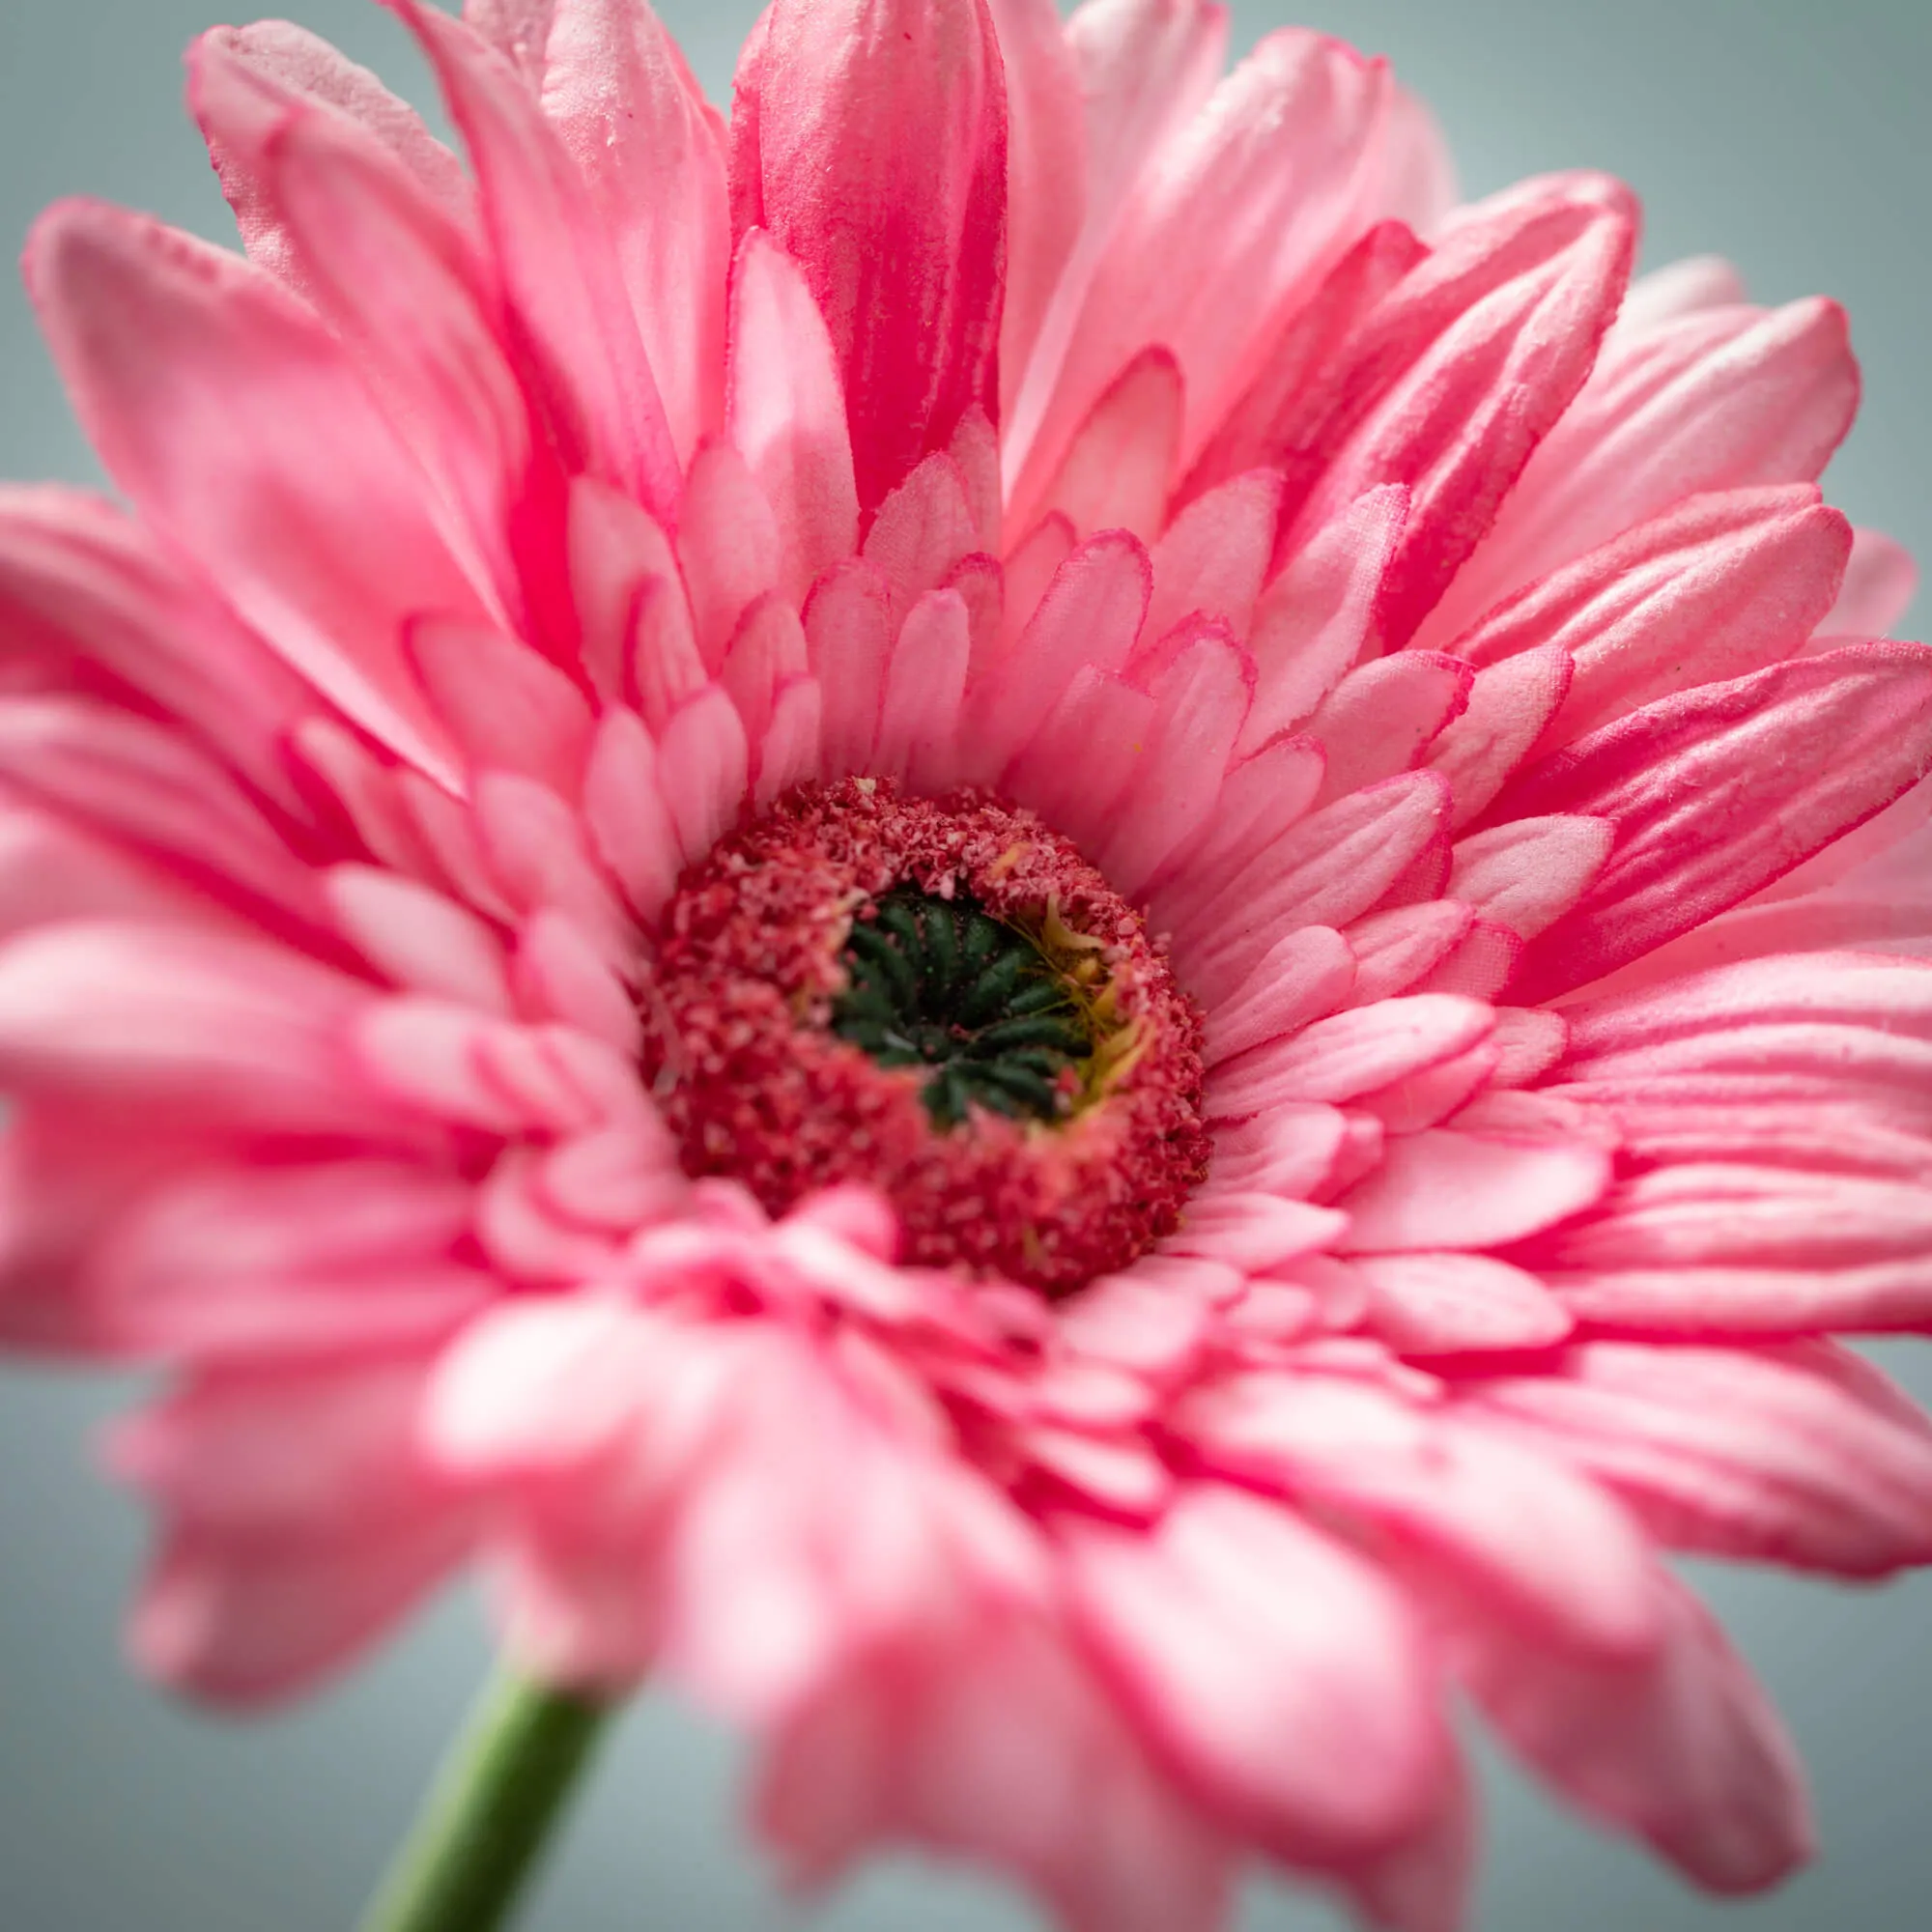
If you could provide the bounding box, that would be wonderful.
[647,780,1209,1295]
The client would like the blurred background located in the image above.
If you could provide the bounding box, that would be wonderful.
[2,1,1930,1927]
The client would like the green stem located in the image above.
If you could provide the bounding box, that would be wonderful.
[358,1670,616,1932]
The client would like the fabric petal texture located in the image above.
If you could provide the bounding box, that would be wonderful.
[3,3,1929,1930]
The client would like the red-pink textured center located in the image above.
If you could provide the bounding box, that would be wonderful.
[645,781,1210,1295]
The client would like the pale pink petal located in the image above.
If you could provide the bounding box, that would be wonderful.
[1446,815,1613,940]
[1307,652,1472,805]
[727,231,861,603]
[1034,346,1184,546]
[1419,298,1859,649]
[409,617,594,790]
[1463,1574,1811,1892]
[1497,644,1932,1001]
[1350,1251,1575,1351]
[676,440,782,673]
[874,588,973,789]
[26,201,482,780]
[1064,1486,1448,1861]
[1465,1340,1932,1577]
[396,0,681,516]
[536,0,730,462]
[1821,526,1918,639]
[1208,995,1493,1115]
[189,22,473,286]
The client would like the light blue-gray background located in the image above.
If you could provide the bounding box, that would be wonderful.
[3,2,1930,1927]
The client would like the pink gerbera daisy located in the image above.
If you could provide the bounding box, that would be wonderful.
[6,1,1932,1927]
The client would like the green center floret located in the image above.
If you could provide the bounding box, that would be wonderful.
[832,889,1094,1128]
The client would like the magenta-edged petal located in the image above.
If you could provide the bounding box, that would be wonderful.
[1064,1486,1449,1861]
[1427,643,1574,829]
[0,488,314,810]
[875,587,974,789]
[732,0,1007,513]
[408,617,594,790]
[324,865,514,1014]
[727,231,861,604]
[1001,667,1156,846]
[862,452,982,627]
[976,530,1151,772]
[1181,220,1425,507]
[1420,297,1860,649]
[1446,814,1612,941]
[806,558,895,779]
[1098,630,1252,896]
[1203,925,1356,1065]
[26,201,483,780]
[1495,644,1932,1001]
[1208,995,1493,1115]
[1238,484,1406,757]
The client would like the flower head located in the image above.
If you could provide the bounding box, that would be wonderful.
[5,1,1932,1927]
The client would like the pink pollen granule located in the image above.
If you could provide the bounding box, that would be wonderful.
[645,780,1210,1295]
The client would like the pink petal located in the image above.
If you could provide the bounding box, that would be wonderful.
[1163,1195,1348,1270]
[676,440,782,673]
[536,0,731,463]
[1017,31,1391,518]
[1180,1372,1660,1660]
[1463,1575,1811,1892]
[1308,651,1472,805]
[0,487,313,809]
[1350,1251,1574,1351]
[862,452,981,627]
[1001,668,1157,848]
[1498,644,1932,1001]
[1034,346,1184,545]
[1099,631,1252,896]
[727,230,861,603]
[1458,486,1853,747]
[1427,642,1574,827]
[1208,995,1493,1114]
[874,588,973,789]
[26,201,480,781]
[1280,182,1636,645]
[1203,924,1356,1065]
[1335,1124,1611,1252]
[806,558,895,779]
[732,0,1007,511]
[324,865,513,1013]
[580,705,683,921]
[987,0,1087,416]
[1821,526,1918,639]
[394,0,681,517]
[189,22,473,286]
[1446,814,1613,940]
[1467,1339,1932,1577]
[1237,484,1406,757]
[408,617,594,789]
[1419,298,1859,650]
[1145,468,1283,644]
[1064,1486,1447,1861]
[1343,902,1474,1005]
[1180,219,1425,505]
[975,531,1152,774]
[1179,772,1452,1000]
